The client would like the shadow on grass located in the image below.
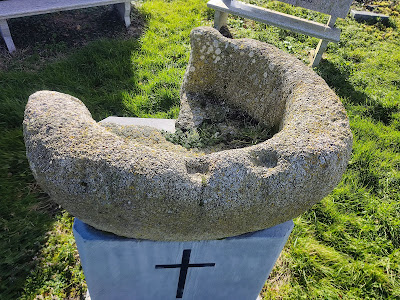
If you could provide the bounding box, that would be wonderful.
[0,5,147,299]
[0,129,60,299]
[317,59,368,105]
[316,59,397,126]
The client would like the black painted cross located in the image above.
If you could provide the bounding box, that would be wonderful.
[155,249,215,298]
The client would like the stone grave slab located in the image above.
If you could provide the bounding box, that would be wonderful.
[350,9,389,23]
[207,0,353,66]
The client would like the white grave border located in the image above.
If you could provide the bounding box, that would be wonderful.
[207,0,353,67]
[0,0,132,53]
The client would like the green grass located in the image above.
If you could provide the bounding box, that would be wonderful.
[0,0,400,299]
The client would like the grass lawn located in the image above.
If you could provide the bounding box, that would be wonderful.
[1,0,399,299]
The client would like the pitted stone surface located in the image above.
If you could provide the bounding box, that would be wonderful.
[24,27,352,241]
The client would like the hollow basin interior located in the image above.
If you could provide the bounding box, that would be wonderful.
[175,28,296,155]
[166,95,280,153]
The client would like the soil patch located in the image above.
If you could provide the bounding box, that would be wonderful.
[0,5,145,69]
[164,97,276,153]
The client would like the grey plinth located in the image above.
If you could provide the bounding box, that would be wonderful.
[350,9,389,23]
[73,218,293,300]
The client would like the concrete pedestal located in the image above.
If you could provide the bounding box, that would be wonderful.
[73,219,293,300]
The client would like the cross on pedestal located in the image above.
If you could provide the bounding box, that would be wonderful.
[155,249,215,298]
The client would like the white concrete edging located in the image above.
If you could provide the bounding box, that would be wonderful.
[0,0,132,53]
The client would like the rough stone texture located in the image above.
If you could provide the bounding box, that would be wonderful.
[278,0,353,18]
[23,27,352,241]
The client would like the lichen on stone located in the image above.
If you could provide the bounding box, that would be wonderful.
[23,27,352,241]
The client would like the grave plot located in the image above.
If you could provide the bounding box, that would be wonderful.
[0,0,132,52]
